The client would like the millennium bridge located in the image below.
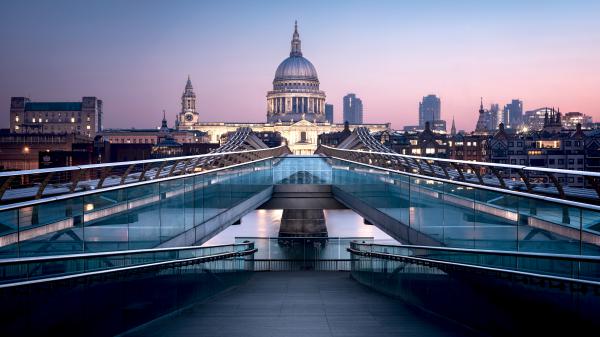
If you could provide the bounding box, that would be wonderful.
[1,127,599,336]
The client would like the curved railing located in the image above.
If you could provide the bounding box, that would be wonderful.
[0,242,257,336]
[0,145,290,205]
[348,242,600,284]
[348,241,600,335]
[0,242,256,287]
[318,145,600,203]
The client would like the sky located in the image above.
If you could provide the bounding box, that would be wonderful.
[0,0,599,131]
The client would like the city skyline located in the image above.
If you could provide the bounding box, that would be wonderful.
[1,0,599,131]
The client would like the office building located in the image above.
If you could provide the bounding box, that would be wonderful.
[10,96,103,138]
[325,104,334,123]
[503,99,523,128]
[343,93,363,124]
[418,94,441,128]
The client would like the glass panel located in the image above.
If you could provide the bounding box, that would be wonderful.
[18,197,84,256]
[127,183,160,250]
[0,208,19,258]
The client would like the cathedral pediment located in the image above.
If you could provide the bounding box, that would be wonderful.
[291,119,314,127]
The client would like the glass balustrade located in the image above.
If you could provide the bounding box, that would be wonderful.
[0,242,254,285]
[1,155,599,259]
[331,158,600,256]
[0,159,273,258]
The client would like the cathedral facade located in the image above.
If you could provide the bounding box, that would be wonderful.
[177,23,389,155]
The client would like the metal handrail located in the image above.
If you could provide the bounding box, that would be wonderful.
[347,246,600,287]
[236,236,374,240]
[328,155,600,211]
[0,156,276,212]
[0,145,288,178]
[350,242,600,263]
[0,145,290,205]
[320,145,600,178]
[320,145,600,204]
[0,242,252,265]
[0,246,257,289]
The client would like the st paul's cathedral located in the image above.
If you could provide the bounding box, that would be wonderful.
[176,22,389,155]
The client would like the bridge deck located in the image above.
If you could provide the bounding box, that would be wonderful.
[125,272,477,337]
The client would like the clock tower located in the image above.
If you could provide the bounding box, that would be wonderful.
[178,75,199,128]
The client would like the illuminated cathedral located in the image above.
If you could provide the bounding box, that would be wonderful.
[177,22,389,155]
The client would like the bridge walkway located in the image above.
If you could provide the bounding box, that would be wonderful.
[124,272,477,337]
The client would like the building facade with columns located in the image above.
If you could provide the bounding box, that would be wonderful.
[177,23,389,155]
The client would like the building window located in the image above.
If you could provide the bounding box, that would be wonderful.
[568,159,574,165]
[549,159,555,165]
[577,158,583,165]
[536,140,560,149]
[425,148,435,154]
[558,159,564,165]
[86,125,91,130]
[71,117,75,123]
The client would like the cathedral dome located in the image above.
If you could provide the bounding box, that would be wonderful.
[274,56,318,81]
[266,22,326,124]
[273,21,319,83]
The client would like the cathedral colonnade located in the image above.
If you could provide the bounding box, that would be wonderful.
[267,96,325,115]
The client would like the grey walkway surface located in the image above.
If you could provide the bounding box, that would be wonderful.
[126,272,477,337]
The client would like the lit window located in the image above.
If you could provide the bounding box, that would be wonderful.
[536,140,560,149]
[425,148,435,154]
[15,116,19,122]
[86,125,91,130]
[71,117,75,123]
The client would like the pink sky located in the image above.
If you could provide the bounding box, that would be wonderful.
[1,1,599,131]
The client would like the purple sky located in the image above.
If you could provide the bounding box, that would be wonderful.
[1,0,599,131]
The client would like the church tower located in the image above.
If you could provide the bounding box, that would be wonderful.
[179,75,199,128]
[474,97,489,135]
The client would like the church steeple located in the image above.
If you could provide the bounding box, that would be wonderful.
[160,110,169,132]
[479,97,484,114]
[179,75,198,127]
[290,21,302,57]
[475,97,489,134]
[185,75,193,90]
[451,116,456,136]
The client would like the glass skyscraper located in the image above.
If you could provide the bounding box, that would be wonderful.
[418,94,441,128]
[343,93,363,124]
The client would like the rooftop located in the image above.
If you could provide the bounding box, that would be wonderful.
[25,102,82,111]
